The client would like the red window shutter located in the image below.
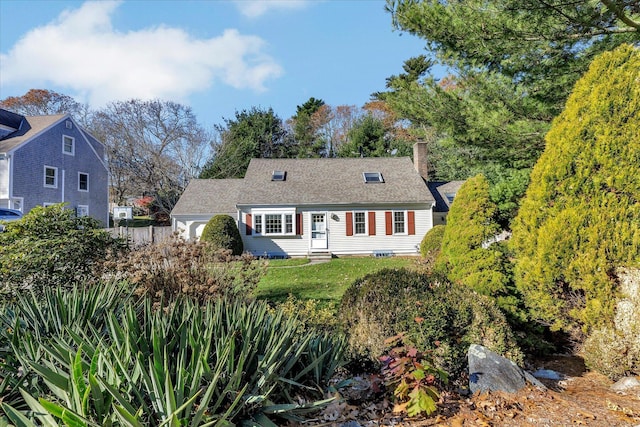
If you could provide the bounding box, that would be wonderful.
[368,211,376,236]
[245,213,252,235]
[385,211,392,235]
[346,212,353,236]
[408,211,415,235]
[296,213,303,235]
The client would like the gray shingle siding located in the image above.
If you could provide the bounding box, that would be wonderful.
[9,119,109,225]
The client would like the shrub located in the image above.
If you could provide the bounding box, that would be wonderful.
[436,175,521,318]
[339,268,522,377]
[270,294,339,333]
[200,214,243,255]
[510,44,640,336]
[106,235,265,306]
[0,204,126,299]
[582,267,640,379]
[419,224,445,259]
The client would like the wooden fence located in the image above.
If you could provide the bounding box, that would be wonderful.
[107,226,173,247]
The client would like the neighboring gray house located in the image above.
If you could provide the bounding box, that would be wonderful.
[172,143,461,258]
[428,181,465,225]
[0,109,109,225]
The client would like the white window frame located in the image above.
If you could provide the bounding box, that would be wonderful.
[393,210,408,235]
[78,172,89,192]
[251,209,296,236]
[63,135,75,155]
[12,198,23,212]
[353,211,368,235]
[43,202,56,207]
[44,165,58,188]
[76,205,89,217]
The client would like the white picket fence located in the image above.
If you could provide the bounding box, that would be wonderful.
[107,226,173,247]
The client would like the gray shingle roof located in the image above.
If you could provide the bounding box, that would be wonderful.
[238,157,434,206]
[171,179,244,216]
[428,181,465,212]
[0,113,67,153]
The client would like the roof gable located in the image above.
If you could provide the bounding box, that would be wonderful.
[0,112,67,153]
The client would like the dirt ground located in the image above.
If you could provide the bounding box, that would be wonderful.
[301,356,640,427]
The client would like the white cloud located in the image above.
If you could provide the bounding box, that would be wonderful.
[0,0,283,106]
[234,0,310,18]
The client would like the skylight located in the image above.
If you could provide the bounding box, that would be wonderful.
[271,170,286,181]
[363,172,384,183]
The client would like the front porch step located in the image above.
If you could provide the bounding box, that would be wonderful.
[308,251,333,261]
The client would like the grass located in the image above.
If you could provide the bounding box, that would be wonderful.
[255,256,417,306]
[265,258,311,267]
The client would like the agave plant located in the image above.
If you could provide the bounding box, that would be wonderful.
[1,286,346,426]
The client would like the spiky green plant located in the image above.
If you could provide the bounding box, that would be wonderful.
[1,286,345,426]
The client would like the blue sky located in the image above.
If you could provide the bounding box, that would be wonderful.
[0,0,432,129]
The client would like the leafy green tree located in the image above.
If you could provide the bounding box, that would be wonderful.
[437,175,520,317]
[200,107,293,179]
[200,215,244,255]
[0,204,125,296]
[337,114,396,158]
[379,1,640,224]
[510,44,640,336]
[289,97,328,158]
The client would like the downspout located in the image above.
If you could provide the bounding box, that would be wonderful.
[61,169,65,204]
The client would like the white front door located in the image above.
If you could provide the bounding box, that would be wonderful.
[310,213,328,250]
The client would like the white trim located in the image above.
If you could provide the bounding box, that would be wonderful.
[353,210,368,235]
[62,135,75,156]
[78,172,89,192]
[44,165,58,188]
[12,197,23,212]
[309,211,328,251]
[392,210,408,235]
[250,208,296,236]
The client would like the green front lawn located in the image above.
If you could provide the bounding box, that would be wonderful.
[255,256,417,305]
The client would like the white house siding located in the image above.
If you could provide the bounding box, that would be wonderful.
[0,157,8,199]
[172,211,239,241]
[240,204,433,257]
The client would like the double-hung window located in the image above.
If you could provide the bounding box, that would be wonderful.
[44,166,58,188]
[78,172,89,191]
[393,211,406,234]
[354,212,367,235]
[63,135,75,155]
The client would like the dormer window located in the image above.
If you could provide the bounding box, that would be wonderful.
[363,172,384,183]
[445,193,456,204]
[271,170,286,181]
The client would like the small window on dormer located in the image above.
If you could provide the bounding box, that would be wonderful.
[66,120,73,129]
[271,170,286,181]
[363,172,384,183]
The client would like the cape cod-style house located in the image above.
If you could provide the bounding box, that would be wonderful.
[0,109,109,225]
[171,143,462,258]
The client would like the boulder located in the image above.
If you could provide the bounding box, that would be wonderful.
[468,344,545,394]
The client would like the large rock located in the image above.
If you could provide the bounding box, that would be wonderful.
[468,344,545,394]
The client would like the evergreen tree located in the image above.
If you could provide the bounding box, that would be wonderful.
[290,97,327,158]
[511,44,640,336]
[200,107,293,179]
[437,174,520,317]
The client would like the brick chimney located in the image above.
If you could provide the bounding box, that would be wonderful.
[413,142,428,181]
